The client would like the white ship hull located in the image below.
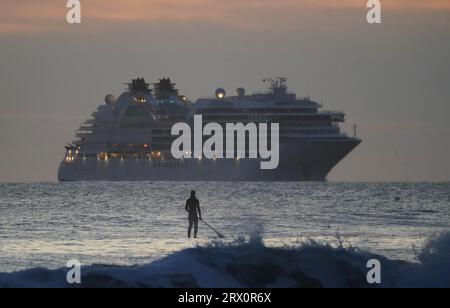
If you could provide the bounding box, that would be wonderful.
[58,139,360,182]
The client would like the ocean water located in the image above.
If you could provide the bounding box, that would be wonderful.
[0,182,449,287]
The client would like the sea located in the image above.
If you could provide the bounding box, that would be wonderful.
[0,182,449,288]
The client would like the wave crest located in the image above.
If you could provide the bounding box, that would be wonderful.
[1,232,449,288]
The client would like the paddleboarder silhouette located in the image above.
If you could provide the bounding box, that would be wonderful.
[185,190,202,238]
[184,190,225,239]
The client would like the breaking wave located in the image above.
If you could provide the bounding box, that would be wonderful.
[1,232,449,288]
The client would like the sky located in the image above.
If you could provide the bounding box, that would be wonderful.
[0,0,449,182]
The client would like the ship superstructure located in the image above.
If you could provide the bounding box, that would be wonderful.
[59,77,360,181]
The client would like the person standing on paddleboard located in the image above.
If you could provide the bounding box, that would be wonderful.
[185,190,202,238]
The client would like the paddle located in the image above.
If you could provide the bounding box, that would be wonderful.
[201,219,225,238]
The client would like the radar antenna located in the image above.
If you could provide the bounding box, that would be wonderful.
[153,78,179,100]
[125,78,151,92]
[262,77,288,95]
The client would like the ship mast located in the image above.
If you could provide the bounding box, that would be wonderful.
[126,78,151,92]
[263,77,288,95]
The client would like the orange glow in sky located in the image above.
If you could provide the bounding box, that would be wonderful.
[1,0,450,34]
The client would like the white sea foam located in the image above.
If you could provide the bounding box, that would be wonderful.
[1,232,449,288]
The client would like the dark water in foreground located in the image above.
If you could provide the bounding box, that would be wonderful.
[0,182,449,276]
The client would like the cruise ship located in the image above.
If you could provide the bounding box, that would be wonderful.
[58,77,361,181]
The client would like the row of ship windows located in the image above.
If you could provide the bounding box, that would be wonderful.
[78,122,334,133]
[197,108,317,113]
[153,162,188,168]
[92,119,335,130]
[281,129,338,135]
[81,126,335,135]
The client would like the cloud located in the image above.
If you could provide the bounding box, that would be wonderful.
[1,0,449,34]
